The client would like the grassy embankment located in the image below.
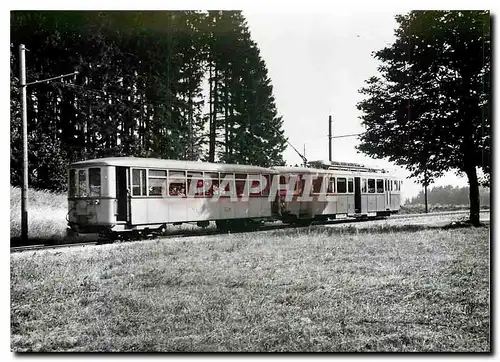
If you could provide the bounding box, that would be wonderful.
[11,224,490,352]
[10,186,67,242]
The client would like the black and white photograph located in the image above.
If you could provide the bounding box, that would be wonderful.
[9,6,490,353]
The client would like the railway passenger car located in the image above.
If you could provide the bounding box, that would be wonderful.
[67,157,278,235]
[273,160,402,224]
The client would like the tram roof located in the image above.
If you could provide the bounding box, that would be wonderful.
[70,157,278,174]
[272,166,398,178]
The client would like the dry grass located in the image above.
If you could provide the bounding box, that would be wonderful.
[10,186,67,240]
[11,225,490,352]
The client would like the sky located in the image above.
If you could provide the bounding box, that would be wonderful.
[244,10,470,201]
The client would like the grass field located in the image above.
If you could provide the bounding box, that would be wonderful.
[10,186,67,241]
[11,225,490,352]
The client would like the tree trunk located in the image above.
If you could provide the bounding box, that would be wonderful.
[188,74,194,160]
[208,65,215,162]
[424,184,428,213]
[465,165,481,226]
[224,79,229,160]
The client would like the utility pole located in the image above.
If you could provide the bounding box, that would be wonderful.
[19,44,78,244]
[19,44,28,244]
[328,115,332,162]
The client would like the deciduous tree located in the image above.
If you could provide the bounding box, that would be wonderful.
[357,10,490,225]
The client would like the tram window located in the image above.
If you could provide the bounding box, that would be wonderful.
[132,169,147,196]
[296,178,305,196]
[235,174,248,196]
[262,175,270,196]
[376,179,384,193]
[247,174,261,196]
[337,177,347,193]
[187,171,203,179]
[204,172,218,179]
[206,179,220,196]
[169,181,186,196]
[186,172,203,196]
[250,180,260,195]
[368,179,375,193]
[149,169,167,177]
[362,178,367,193]
[78,169,87,197]
[187,178,204,196]
[219,173,235,196]
[89,168,101,197]
[329,177,335,193]
[148,178,166,196]
[69,169,76,197]
[289,175,302,196]
[220,172,234,180]
[168,170,186,196]
[219,179,235,197]
[312,176,322,194]
[280,175,287,184]
[148,169,167,196]
[204,173,219,196]
[326,177,333,193]
[235,180,246,196]
[169,170,185,178]
[348,178,354,193]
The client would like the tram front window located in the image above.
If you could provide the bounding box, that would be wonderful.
[69,169,76,197]
[89,168,101,197]
[78,169,88,197]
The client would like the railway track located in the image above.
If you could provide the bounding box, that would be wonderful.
[11,209,489,253]
[10,216,377,253]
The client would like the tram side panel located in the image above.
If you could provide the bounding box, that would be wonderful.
[320,196,337,216]
[311,197,333,217]
[376,194,385,212]
[361,194,368,214]
[143,194,274,225]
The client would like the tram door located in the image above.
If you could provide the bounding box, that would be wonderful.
[354,177,361,213]
[116,166,130,222]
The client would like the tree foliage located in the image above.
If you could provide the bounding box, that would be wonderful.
[10,11,287,191]
[357,10,490,225]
